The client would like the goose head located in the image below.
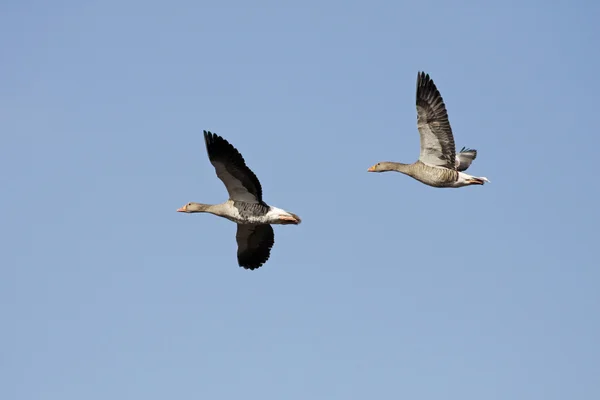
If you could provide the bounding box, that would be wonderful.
[368,162,406,173]
[177,202,211,213]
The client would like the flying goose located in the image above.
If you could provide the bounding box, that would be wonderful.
[178,131,301,270]
[368,72,490,188]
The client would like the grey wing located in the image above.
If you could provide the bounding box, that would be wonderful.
[455,147,478,172]
[235,224,275,270]
[415,72,457,169]
[204,131,263,204]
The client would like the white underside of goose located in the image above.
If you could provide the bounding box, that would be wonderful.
[265,206,301,224]
[455,171,490,187]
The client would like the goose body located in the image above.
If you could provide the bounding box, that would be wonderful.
[368,72,489,188]
[178,131,300,270]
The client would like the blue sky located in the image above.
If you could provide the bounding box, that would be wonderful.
[2,0,599,399]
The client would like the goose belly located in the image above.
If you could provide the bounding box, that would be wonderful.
[227,201,271,224]
[411,166,458,188]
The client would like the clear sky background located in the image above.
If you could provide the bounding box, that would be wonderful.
[2,1,599,399]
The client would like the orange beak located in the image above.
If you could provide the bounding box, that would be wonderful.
[367,165,376,172]
[177,205,187,212]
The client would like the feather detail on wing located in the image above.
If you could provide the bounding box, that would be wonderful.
[236,224,274,270]
[455,147,478,172]
[204,131,264,203]
[416,72,457,169]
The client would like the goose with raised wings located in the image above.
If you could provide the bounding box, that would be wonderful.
[178,131,301,270]
[368,72,490,187]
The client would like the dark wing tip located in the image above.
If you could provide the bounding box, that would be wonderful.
[459,147,478,156]
[203,130,217,156]
[238,244,273,271]
[416,71,450,126]
[203,130,247,164]
[416,71,432,92]
[416,71,442,102]
[239,258,269,270]
[417,71,430,85]
[203,130,218,145]
[203,129,224,148]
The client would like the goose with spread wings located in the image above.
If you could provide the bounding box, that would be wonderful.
[368,72,490,188]
[178,131,301,270]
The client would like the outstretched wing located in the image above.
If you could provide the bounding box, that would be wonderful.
[235,224,275,270]
[416,72,457,169]
[455,147,477,172]
[204,131,263,203]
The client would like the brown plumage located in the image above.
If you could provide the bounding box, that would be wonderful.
[368,72,489,188]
